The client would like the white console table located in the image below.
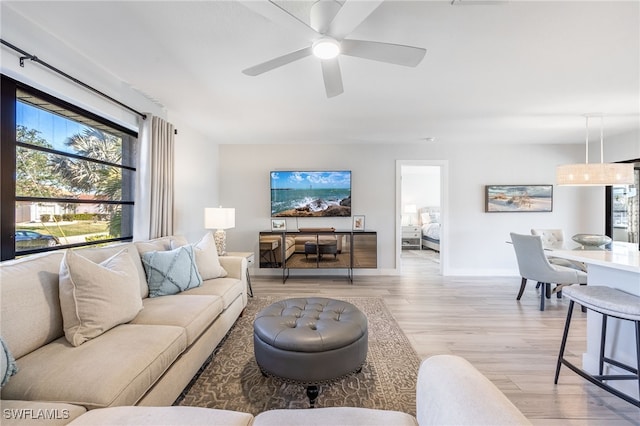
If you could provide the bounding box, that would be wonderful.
[548,242,640,399]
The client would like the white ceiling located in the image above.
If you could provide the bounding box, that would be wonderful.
[3,0,640,146]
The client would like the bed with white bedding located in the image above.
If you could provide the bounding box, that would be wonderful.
[421,222,440,251]
[419,208,441,252]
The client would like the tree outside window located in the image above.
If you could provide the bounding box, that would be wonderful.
[1,75,137,259]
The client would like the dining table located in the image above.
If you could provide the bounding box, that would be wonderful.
[546,241,640,400]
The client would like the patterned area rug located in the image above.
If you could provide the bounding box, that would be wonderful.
[176,297,420,416]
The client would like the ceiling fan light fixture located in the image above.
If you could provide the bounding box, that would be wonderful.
[312,38,340,59]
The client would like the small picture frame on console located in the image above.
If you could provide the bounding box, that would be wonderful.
[352,215,365,231]
[271,219,286,231]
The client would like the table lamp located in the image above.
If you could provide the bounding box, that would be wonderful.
[205,207,235,255]
[404,204,417,225]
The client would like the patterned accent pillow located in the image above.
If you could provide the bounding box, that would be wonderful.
[1,336,18,388]
[142,245,203,297]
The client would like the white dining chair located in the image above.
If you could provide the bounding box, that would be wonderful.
[510,232,588,311]
[530,229,587,272]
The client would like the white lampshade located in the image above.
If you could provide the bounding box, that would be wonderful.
[404,204,417,225]
[204,207,235,230]
[557,163,634,186]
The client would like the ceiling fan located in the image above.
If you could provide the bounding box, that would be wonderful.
[241,0,426,98]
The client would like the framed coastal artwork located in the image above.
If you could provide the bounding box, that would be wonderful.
[485,185,553,213]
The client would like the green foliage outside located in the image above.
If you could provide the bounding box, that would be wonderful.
[51,128,123,197]
[16,125,126,242]
[38,213,105,222]
[17,221,109,238]
[71,213,98,221]
[16,126,64,198]
[85,234,117,243]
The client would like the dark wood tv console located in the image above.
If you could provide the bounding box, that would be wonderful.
[259,230,377,283]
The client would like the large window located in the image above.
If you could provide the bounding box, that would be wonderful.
[1,75,137,260]
[606,161,640,250]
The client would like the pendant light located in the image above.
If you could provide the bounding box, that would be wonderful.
[557,115,634,186]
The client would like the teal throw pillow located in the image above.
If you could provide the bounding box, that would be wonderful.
[1,336,18,388]
[142,245,203,297]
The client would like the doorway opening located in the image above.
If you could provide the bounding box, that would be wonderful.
[396,160,448,274]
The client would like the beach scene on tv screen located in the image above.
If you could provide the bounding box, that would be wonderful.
[271,171,351,217]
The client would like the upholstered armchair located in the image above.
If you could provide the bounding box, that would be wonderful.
[511,232,588,311]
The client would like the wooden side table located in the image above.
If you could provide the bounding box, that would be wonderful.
[225,251,254,297]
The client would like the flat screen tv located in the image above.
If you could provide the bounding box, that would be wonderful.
[270,171,351,217]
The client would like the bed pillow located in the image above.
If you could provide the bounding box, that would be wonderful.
[1,336,18,388]
[142,245,203,297]
[59,248,143,347]
[171,233,227,280]
[420,213,431,225]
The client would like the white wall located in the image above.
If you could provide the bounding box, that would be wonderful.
[606,129,640,162]
[447,143,604,275]
[218,141,617,276]
[171,126,221,242]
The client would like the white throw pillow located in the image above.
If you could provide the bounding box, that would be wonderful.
[59,248,143,347]
[171,233,227,280]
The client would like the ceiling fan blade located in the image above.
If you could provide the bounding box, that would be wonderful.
[238,0,319,40]
[341,39,426,67]
[327,0,384,40]
[242,46,313,76]
[320,58,344,98]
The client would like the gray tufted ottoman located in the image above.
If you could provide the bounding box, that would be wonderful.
[253,297,368,407]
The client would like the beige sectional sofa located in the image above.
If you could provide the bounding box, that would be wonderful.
[1,234,530,425]
[1,235,248,424]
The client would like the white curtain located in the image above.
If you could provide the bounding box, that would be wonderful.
[133,115,175,240]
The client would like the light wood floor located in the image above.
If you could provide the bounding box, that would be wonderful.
[250,250,640,425]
